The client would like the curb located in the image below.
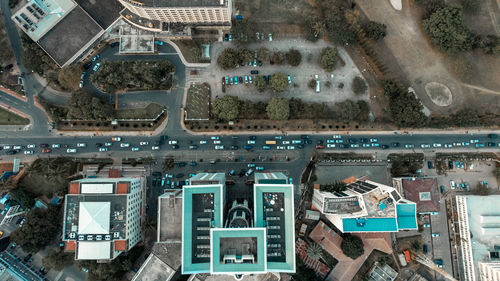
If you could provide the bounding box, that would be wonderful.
[0,102,31,119]
[0,86,28,102]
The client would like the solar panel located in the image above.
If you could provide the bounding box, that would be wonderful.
[391,191,401,202]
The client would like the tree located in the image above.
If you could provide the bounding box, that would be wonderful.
[291,258,322,281]
[415,0,445,19]
[322,4,357,44]
[43,248,74,271]
[212,95,240,121]
[230,19,255,43]
[257,47,269,62]
[286,49,302,66]
[341,234,364,259]
[57,64,83,91]
[477,35,500,55]
[362,21,387,40]
[320,181,347,193]
[269,73,289,93]
[473,183,490,196]
[308,79,316,90]
[411,239,422,252]
[9,187,35,209]
[217,47,239,69]
[319,47,339,72]
[301,9,324,42]
[11,205,60,253]
[423,5,474,53]
[266,97,290,120]
[254,76,267,92]
[66,90,114,120]
[237,48,253,66]
[307,243,323,261]
[21,34,55,74]
[162,157,174,171]
[270,52,285,65]
[382,80,428,128]
[460,0,480,14]
[336,100,361,121]
[352,76,367,95]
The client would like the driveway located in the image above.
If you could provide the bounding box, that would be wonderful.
[199,39,369,105]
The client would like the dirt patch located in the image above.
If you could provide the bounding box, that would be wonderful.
[424,82,453,107]
[185,83,210,120]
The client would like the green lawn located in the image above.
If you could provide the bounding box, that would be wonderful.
[185,83,210,120]
[0,107,29,125]
[116,103,165,120]
[171,39,212,63]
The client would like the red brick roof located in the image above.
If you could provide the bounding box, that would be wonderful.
[108,169,120,178]
[65,241,76,252]
[402,178,440,213]
[114,240,127,251]
[69,183,80,194]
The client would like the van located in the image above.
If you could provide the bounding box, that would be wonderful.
[315,81,320,93]
[245,169,254,176]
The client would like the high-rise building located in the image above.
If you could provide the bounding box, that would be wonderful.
[118,0,232,25]
[62,176,145,261]
[180,172,295,277]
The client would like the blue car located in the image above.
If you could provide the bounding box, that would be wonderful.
[262,146,270,150]
[234,76,238,85]
[154,40,164,45]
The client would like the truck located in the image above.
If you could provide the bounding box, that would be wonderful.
[265,140,276,145]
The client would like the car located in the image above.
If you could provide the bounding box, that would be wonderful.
[317,140,324,145]
[24,150,33,155]
[370,138,378,142]
[249,136,257,140]
[104,142,112,146]
[249,76,253,83]
[253,59,257,67]
[431,233,440,237]
[277,146,285,150]
[287,75,292,84]
[154,40,164,45]
[428,161,433,169]
[433,143,442,148]
[381,145,389,149]
[315,145,324,149]
[244,76,249,83]
[3,145,11,150]
[327,140,335,144]
[462,142,470,146]
[215,145,224,150]
[172,144,179,149]
[351,144,360,148]
[470,139,479,143]
[362,143,371,148]
[79,81,84,88]
[77,143,86,147]
[282,140,290,144]
[168,140,178,144]
[231,145,238,150]
[152,146,160,150]
[95,143,103,147]
[13,145,22,150]
[189,145,198,149]
[247,140,256,144]
[453,142,462,146]
[41,148,51,153]
[255,166,265,171]
[269,33,272,41]
[67,148,77,153]
[120,143,130,147]
[190,161,197,166]
[92,55,100,61]
[228,34,232,41]
[99,148,108,152]
[448,161,454,169]
[475,143,485,148]
[244,145,253,150]
[424,224,431,227]
[93,62,101,72]
[335,139,344,143]
[211,136,220,140]
[488,142,496,147]
[292,140,302,144]
[112,137,121,142]
[444,143,453,148]
[234,76,238,85]
[371,143,380,147]
[261,145,271,150]
[245,169,254,176]
[404,144,414,148]
[392,142,400,147]
[52,144,60,148]
[27,144,35,148]
[359,138,369,143]
[450,180,455,189]
[248,164,256,168]
[110,42,119,47]
[421,144,430,148]
[327,144,336,148]
[287,146,295,150]
[131,147,139,151]
[275,136,283,140]
[250,70,259,74]
[213,140,221,144]
[224,76,229,85]
[298,144,305,149]
[139,141,149,146]
[200,140,207,144]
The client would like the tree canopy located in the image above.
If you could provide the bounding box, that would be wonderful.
[362,21,387,40]
[319,47,339,72]
[21,34,55,75]
[57,64,83,91]
[217,47,240,69]
[352,76,367,95]
[212,95,240,121]
[43,248,74,271]
[286,49,302,66]
[269,73,289,92]
[337,100,362,121]
[423,5,474,53]
[270,52,285,65]
[382,80,428,128]
[66,91,114,120]
[341,234,365,259]
[266,97,290,120]
[11,205,60,253]
[254,75,267,92]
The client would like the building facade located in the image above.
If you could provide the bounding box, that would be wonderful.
[118,0,232,24]
[62,177,145,261]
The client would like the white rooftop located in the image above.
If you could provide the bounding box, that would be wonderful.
[78,202,110,235]
[81,183,114,194]
[77,241,111,260]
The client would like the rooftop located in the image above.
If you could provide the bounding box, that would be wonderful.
[254,173,288,185]
[38,5,103,66]
[402,178,440,213]
[74,0,123,29]
[121,0,228,8]
[158,192,183,242]
[132,253,176,281]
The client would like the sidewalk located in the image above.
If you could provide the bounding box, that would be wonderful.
[163,39,210,68]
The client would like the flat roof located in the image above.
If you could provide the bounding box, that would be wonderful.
[125,0,228,8]
[254,184,295,272]
[210,228,267,274]
[182,184,224,274]
[74,0,123,28]
[402,178,440,213]
[77,241,111,260]
[158,194,183,241]
[81,183,113,194]
[38,6,102,66]
[132,253,176,281]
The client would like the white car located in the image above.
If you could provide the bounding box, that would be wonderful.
[215,145,224,150]
[131,147,140,151]
[282,141,290,144]
[152,146,160,150]
[24,150,33,155]
[104,142,112,146]
[450,180,456,189]
[213,140,221,144]
[77,143,86,147]
[327,144,336,148]
[333,135,342,139]
[120,143,130,148]
[433,143,442,148]
[3,145,11,150]
[211,136,220,140]
[247,140,255,144]
[67,148,77,153]
[52,144,60,148]
[99,148,108,152]
[139,141,149,146]
[404,144,414,148]
[421,144,430,148]
[27,144,35,148]
[200,140,207,144]
[13,146,21,150]
[287,146,295,150]
[168,140,178,145]
[277,146,285,150]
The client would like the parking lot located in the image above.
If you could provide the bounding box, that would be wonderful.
[201,39,369,104]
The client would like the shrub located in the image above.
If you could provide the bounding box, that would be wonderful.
[266,97,290,120]
[269,73,289,92]
[319,47,339,72]
[308,79,317,90]
[362,21,387,40]
[286,49,302,66]
[341,234,364,259]
[352,76,367,95]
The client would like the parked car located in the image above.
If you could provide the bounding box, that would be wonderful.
[250,70,259,74]
[431,233,440,237]
[77,143,86,147]
[112,137,121,141]
[92,55,100,61]
[139,141,149,146]
[67,148,77,153]
[99,148,108,152]
[93,63,101,72]
[120,143,130,147]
